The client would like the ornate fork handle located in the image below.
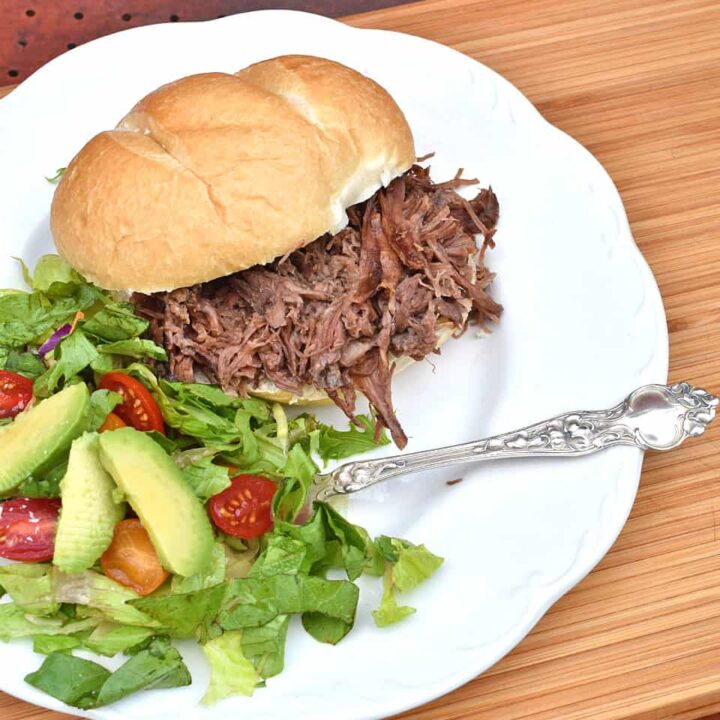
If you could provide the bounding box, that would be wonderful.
[312,383,717,501]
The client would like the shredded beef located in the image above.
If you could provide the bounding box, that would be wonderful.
[132,164,501,448]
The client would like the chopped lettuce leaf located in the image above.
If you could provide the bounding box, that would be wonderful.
[0,564,57,615]
[131,584,227,639]
[127,365,242,444]
[371,537,443,627]
[272,403,289,449]
[0,287,96,350]
[372,572,416,628]
[174,450,231,502]
[224,538,261,580]
[14,256,32,286]
[86,389,122,431]
[178,383,265,411]
[33,329,98,398]
[15,460,66,498]
[98,338,167,361]
[240,615,290,679]
[95,636,191,706]
[250,535,308,578]
[84,623,154,657]
[25,637,191,709]
[391,543,444,593]
[315,414,390,461]
[274,444,318,520]
[272,507,329,570]
[317,503,370,581]
[82,303,148,341]
[271,502,373,580]
[25,653,110,709]
[202,630,258,705]
[171,542,227,594]
[301,613,353,644]
[219,575,358,631]
[0,604,97,641]
[89,352,122,374]
[32,634,83,655]
[52,570,159,627]
[31,255,83,296]
[375,536,444,592]
[0,349,45,378]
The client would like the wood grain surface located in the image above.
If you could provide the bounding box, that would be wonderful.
[1,0,719,719]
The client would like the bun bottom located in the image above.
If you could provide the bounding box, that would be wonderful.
[248,321,458,406]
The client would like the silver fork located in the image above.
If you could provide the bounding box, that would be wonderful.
[310,382,718,502]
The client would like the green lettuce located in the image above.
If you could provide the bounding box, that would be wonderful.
[240,615,290,679]
[0,348,45,378]
[33,329,98,398]
[82,303,149,342]
[14,459,67,498]
[371,537,443,628]
[94,636,191,706]
[32,634,84,655]
[30,255,83,295]
[371,571,416,628]
[315,414,390,461]
[201,630,259,705]
[25,637,191,710]
[250,535,308,578]
[273,444,318,520]
[0,564,57,615]
[0,603,97,641]
[98,338,167,361]
[219,574,358,631]
[171,542,227,594]
[271,503,373,580]
[84,623,154,657]
[127,364,246,444]
[25,653,110,709]
[173,450,231,502]
[0,287,97,350]
[131,584,227,639]
[52,570,159,627]
[86,389,122,431]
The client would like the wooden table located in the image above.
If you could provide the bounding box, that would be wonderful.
[1,0,719,718]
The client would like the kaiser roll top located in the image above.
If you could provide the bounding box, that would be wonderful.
[50,55,416,292]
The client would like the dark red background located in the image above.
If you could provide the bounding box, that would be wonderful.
[1,0,412,83]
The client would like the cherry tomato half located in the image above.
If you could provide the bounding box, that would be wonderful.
[99,412,127,432]
[209,474,276,539]
[98,372,165,434]
[101,519,169,596]
[0,497,61,562]
[0,370,33,419]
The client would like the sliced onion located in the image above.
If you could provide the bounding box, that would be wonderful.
[38,324,71,357]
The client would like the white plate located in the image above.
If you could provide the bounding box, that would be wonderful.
[0,10,668,720]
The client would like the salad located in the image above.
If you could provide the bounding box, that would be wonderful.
[0,255,442,709]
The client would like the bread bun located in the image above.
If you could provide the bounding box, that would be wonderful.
[248,320,459,406]
[50,56,415,293]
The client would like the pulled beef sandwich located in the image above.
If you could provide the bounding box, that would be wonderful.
[51,55,501,448]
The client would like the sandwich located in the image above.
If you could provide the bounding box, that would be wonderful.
[51,55,501,448]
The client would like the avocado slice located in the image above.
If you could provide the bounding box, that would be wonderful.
[0,382,89,494]
[54,432,126,573]
[98,428,214,577]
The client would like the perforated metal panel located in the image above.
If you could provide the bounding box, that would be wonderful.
[1,0,412,83]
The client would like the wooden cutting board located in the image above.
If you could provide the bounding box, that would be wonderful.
[1,0,719,718]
